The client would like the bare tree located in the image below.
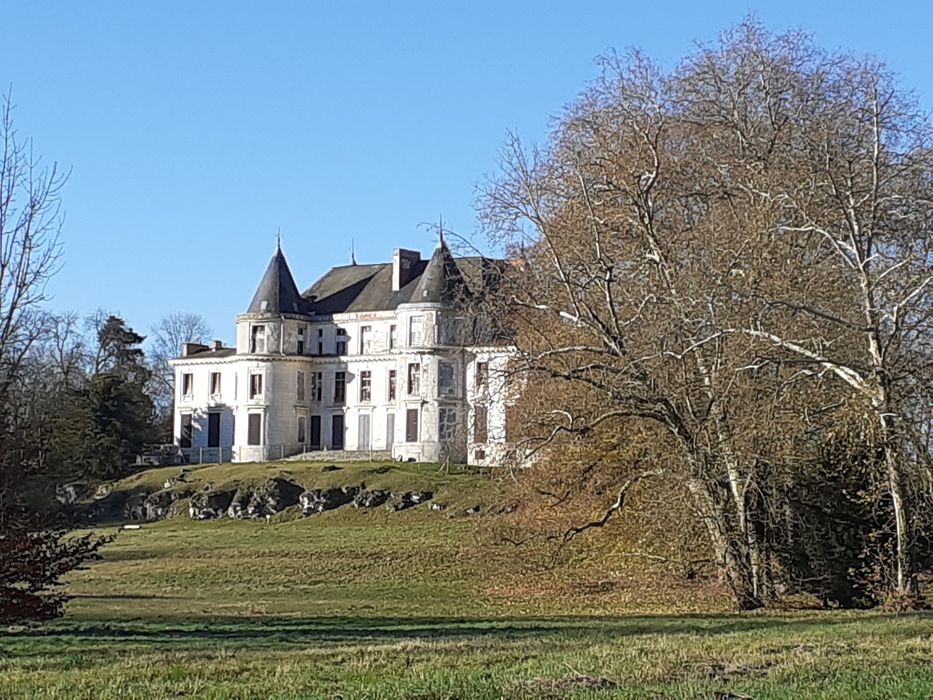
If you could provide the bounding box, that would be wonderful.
[147,312,212,421]
[477,21,931,609]
[0,92,106,623]
[0,91,65,406]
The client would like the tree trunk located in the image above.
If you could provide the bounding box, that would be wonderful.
[880,415,920,602]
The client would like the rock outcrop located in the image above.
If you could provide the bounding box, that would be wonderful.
[125,488,192,522]
[226,478,304,519]
[352,488,391,508]
[189,489,235,520]
[300,485,362,516]
[392,491,434,511]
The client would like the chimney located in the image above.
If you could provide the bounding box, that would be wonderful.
[392,248,420,291]
[212,340,223,350]
[181,342,208,357]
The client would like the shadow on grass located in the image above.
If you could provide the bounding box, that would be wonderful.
[11,611,930,653]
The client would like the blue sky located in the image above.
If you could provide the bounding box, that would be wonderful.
[2,1,930,344]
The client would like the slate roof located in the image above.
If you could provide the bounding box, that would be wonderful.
[182,347,237,359]
[247,244,308,315]
[245,240,506,316]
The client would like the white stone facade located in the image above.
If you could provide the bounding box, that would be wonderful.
[170,244,512,465]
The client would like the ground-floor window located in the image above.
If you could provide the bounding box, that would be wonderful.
[332,414,345,448]
[297,415,307,444]
[247,413,262,445]
[207,412,220,447]
[179,413,193,448]
[405,408,419,443]
[438,407,457,442]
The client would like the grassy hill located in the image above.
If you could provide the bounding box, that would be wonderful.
[1,460,931,699]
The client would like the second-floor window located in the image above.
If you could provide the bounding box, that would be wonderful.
[334,371,346,404]
[311,371,322,401]
[388,369,397,401]
[297,371,305,402]
[297,327,305,355]
[250,324,266,353]
[359,370,371,402]
[360,326,372,354]
[407,362,420,395]
[317,328,323,355]
[209,372,221,396]
[181,373,194,397]
[408,315,423,346]
[249,373,263,399]
[389,324,397,350]
[335,327,348,355]
[438,361,455,396]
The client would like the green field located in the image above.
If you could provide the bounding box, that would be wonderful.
[2,462,931,699]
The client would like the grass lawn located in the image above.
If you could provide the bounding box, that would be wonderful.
[2,461,931,699]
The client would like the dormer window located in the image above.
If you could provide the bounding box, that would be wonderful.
[250,325,266,353]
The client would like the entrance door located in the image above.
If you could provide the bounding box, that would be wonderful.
[358,414,371,450]
[386,412,395,448]
[207,413,220,448]
[309,415,321,449]
[331,414,345,448]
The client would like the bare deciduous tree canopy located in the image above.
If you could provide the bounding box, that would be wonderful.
[477,21,931,609]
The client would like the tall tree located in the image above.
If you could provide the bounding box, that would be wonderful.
[0,93,105,623]
[477,21,931,608]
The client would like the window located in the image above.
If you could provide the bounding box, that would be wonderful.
[311,371,323,401]
[336,327,347,355]
[297,371,305,402]
[248,414,262,445]
[179,413,193,448]
[359,370,371,402]
[439,407,457,442]
[208,412,220,448]
[209,372,221,396]
[249,373,263,399]
[405,408,419,442]
[475,362,488,391]
[250,324,266,353]
[387,369,397,401]
[334,371,346,404]
[408,315,423,346]
[407,363,420,395]
[389,324,397,350]
[360,325,372,354]
[297,327,305,355]
[473,405,488,443]
[297,415,307,444]
[331,414,344,448]
[181,373,193,398]
[438,361,455,396]
[317,328,323,355]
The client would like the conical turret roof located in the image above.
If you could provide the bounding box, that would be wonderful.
[411,235,466,303]
[247,243,306,314]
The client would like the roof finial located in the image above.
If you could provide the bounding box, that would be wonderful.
[438,215,446,249]
[276,227,282,253]
[350,239,357,265]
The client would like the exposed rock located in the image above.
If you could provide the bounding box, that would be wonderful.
[429,502,447,511]
[227,478,304,519]
[352,489,390,508]
[465,505,481,515]
[93,483,112,500]
[392,491,434,511]
[55,482,89,506]
[125,488,193,522]
[300,485,361,516]
[189,489,235,520]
